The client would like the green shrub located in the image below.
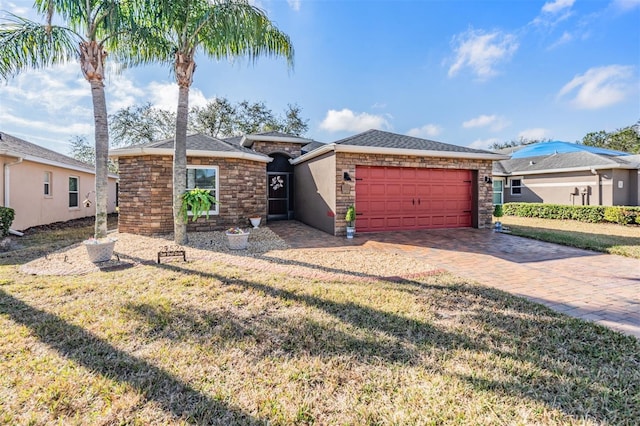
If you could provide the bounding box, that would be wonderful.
[0,207,15,237]
[502,203,640,225]
[493,204,503,218]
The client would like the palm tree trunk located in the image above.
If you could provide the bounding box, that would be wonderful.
[91,79,109,239]
[173,80,191,245]
[80,40,109,239]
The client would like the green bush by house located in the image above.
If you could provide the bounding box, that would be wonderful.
[502,203,640,225]
[0,207,15,236]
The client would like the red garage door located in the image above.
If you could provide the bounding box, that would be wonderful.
[355,166,473,232]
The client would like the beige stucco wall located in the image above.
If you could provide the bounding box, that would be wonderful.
[502,169,638,206]
[293,152,336,234]
[2,158,117,231]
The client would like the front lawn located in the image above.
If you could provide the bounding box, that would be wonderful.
[0,233,638,424]
[499,216,640,259]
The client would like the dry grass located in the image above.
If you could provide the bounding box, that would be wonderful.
[1,222,639,425]
[499,216,640,259]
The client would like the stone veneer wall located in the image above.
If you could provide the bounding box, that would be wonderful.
[333,152,494,236]
[118,155,267,235]
[251,141,302,158]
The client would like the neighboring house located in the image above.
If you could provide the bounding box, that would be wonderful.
[493,141,640,206]
[111,129,506,236]
[0,132,119,231]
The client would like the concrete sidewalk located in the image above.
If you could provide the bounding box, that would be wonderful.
[269,221,640,339]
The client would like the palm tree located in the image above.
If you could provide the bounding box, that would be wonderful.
[137,0,294,244]
[0,1,138,239]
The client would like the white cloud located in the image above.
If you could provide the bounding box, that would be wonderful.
[319,109,391,133]
[407,124,443,138]
[557,65,635,109]
[532,0,575,27]
[287,0,301,11]
[448,29,518,80]
[468,138,500,150]
[548,31,574,49]
[371,102,387,109]
[518,128,548,140]
[147,81,209,111]
[0,1,32,16]
[611,0,640,11]
[462,114,509,131]
[107,74,146,111]
[542,0,575,14]
[1,105,93,136]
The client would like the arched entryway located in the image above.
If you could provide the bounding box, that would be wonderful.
[267,153,294,220]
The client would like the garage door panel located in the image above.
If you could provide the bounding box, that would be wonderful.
[356,166,473,232]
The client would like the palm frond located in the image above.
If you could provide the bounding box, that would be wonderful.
[0,14,78,79]
[197,1,294,67]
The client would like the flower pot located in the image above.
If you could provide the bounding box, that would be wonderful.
[346,226,355,239]
[494,221,502,232]
[226,231,249,250]
[84,239,116,263]
[249,217,261,228]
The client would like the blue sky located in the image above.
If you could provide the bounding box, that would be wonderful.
[1,0,639,156]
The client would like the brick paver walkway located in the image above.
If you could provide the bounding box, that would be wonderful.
[269,221,640,339]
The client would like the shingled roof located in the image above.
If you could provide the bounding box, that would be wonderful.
[334,129,495,155]
[494,151,639,175]
[0,132,94,172]
[110,133,271,162]
[292,129,506,164]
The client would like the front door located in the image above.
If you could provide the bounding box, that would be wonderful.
[268,172,291,219]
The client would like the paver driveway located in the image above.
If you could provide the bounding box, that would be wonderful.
[269,221,640,339]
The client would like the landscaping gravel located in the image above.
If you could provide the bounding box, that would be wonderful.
[19,227,440,280]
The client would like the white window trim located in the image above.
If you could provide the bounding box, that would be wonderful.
[510,177,523,196]
[68,176,80,209]
[186,165,219,216]
[492,178,504,205]
[44,171,52,197]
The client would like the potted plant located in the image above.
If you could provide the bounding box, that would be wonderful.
[180,188,218,223]
[345,205,356,239]
[83,236,117,263]
[249,215,262,228]
[493,204,504,232]
[225,227,250,250]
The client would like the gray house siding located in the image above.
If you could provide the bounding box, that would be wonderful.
[293,152,337,235]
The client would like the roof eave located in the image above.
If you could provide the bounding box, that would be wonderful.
[335,144,509,159]
[495,164,636,176]
[291,144,507,165]
[110,147,272,163]
[290,144,336,164]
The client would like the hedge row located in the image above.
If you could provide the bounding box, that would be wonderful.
[0,207,15,237]
[502,203,640,225]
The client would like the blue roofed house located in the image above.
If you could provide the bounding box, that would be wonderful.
[492,141,640,206]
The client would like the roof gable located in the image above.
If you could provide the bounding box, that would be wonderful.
[0,132,94,172]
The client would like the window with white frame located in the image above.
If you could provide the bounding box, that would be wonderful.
[68,176,79,208]
[186,166,219,215]
[510,178,522,196]
[492,179,503,205]
[44,171,52,196]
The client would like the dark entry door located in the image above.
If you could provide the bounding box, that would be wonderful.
[268,172,290,219]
